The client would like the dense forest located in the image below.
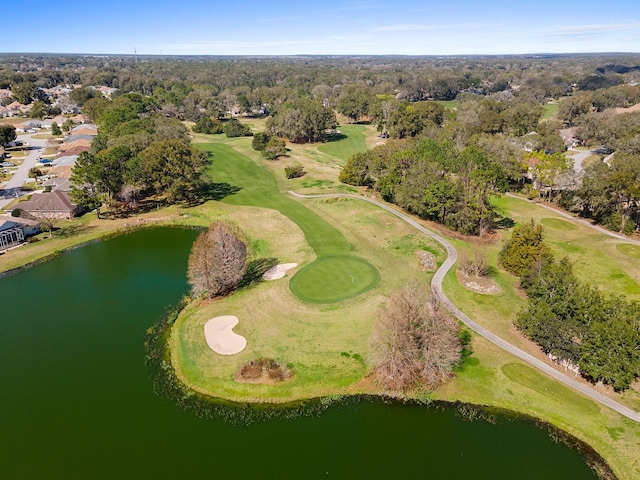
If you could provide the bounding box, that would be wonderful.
[2,52,640,233]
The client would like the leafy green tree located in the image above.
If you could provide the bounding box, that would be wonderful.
[337,84,374,123]
[70,152,105,218]
[423,180,460,224]
[29,101,47,119]
[0,125,17,146]
[579,296,640,390]
[499,219,552,276]
[82,97,110,123]
[11,82,36,104]
[263,137,286,160]
[51,122,62,136]
[267,98,336,143]
[251,132,270,152]
[192,117,223,134]
[578,154,640,233]
[138,139,208,202]
[223,118,252,138]
[62,119,76,133]
[69,87,95,106]
[339,151,370,186]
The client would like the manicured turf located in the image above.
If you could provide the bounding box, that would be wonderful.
[200,142,351,256]
[198,140,382,303]
[543,103,559,119]
[437,100,459,111]
[540,217,578,231]
[317,124,369,162]
[290,255,380,303]
[616,243,640,260]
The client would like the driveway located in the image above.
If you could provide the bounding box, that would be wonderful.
[0,133,49,210]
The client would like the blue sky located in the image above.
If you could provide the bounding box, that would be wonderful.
[4,0,639,55]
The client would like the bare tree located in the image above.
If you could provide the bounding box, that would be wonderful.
[187,221,247,298]
[370,278,461,392]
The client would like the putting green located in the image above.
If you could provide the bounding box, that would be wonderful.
[290,256,380,303]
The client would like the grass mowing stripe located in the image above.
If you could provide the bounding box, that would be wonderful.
[200,142,350,256]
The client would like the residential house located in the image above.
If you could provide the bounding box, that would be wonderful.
[59,139,92,153]
[0,88,11,100]
[64,134,96,143]
[69,124,98,136]
[12,191,80,219]
[0,215,40,251]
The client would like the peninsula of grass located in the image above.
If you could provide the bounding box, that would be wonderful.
[290,255,380,303]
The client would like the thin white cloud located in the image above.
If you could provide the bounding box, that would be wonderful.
[370,22,503,32]
[545,22,640,34]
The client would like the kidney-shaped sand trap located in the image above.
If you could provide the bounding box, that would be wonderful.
[262,263,298,280]
[204,315,247,355]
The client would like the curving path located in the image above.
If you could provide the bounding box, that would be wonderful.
[506,192,640,247]
[289,191,640,423]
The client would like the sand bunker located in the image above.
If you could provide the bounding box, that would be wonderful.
[262,263,298,280]
[204,315,247,355]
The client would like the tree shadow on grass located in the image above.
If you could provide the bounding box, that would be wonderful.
[494,217,515,230]
[238,257,279,289]
[322,133,347,143]
[201,182,242,201]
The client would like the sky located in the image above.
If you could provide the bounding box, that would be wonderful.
[3,0,639,56]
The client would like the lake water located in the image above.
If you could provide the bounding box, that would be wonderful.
[0,228,599,479]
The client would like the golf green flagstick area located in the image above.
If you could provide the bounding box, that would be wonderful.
[290,255,380,303]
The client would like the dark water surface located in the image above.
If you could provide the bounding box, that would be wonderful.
[0,228,598,479]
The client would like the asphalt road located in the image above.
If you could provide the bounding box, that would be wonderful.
[289,191,640,423]
[0,133,49,210]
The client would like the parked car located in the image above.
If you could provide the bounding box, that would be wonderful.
[38,159,52,165]
[0,161,15,167]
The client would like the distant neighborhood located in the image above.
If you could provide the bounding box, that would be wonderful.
[0,83,109,251]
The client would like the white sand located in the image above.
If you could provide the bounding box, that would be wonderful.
[204,315,247,355]
[262,263,298,280]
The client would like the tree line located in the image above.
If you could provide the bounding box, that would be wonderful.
[340,138,510,235]
[499,220,640,391]
[70,93,208,215]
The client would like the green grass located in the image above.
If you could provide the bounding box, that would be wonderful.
[543,103,559,119]
[501,363,600,415]
[317,124,369,162]
[492,195,640,301]
[616,243,640,260]
[437,100,459,111]
[200,142,351,257]
[540,217,578,231]
[290,255,380,303]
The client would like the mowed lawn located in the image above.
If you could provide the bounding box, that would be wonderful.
[172,136,444,401]
[317,124,370,162]
[199,141,350,257]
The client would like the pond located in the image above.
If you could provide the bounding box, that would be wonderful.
[0,228,599,479]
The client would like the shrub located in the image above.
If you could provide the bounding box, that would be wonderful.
[263,137,286,160]
[223,118,253,138]
[284,164,305,179]
[192,117,224,134]
[251,132,270,151]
